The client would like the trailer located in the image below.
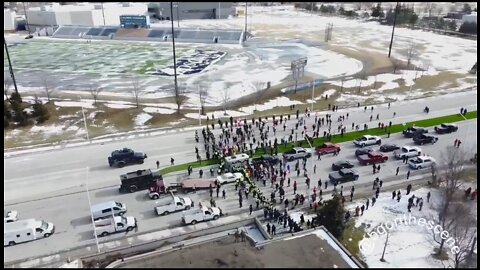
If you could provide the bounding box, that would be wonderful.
[167,179,218,194]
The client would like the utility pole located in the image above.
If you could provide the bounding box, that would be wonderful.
[101,2,106,25]
[218,2,221,19]
[176,2,180,28]
[4,36,19,94]
[244,3,247,42]
[85,166,100,253]
[170,2,179,114]
[22,2,31,35]
[388,2,399,58]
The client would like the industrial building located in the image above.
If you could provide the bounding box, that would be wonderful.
[148,2,234,20]
[25,2,148,28]
[4,9,17,31]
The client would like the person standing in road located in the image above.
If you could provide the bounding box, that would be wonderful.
[271,224,276,236]
[170,157,174,166]
[222,189,226,199]
[392,190,396,199]
[266,223,271,235]
[427,191,431,203]
[366,198,370,210]
[371,196,376,206]
[249,204,253,215]
[407,170,411,180]
[396,167,400,176]
[156,160,160,169]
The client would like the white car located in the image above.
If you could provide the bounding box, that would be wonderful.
[217,173,243,185]
[353,135,382,147]
[394,146,422,159]
[4,210,18,223]
[408,156,436,169]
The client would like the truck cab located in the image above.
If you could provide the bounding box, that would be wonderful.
[94,216,137,237]
[108,148,147,168]
[119,169,162,193]
[181,206,222,225]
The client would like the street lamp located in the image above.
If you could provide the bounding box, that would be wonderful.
[78,96,90,141]
[4,36,19,94]
[85,166,101,253]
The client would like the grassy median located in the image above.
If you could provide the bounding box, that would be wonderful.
[159,111,477,175]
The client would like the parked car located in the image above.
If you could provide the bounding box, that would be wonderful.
[413,134,439,145]
[402,127,428,138]
[181,206,222,225]
[154,195,192,216]
[119,169,162,193]
[4,219,55,246]
[216,172,243,185]
[328,168,359,185]
[434,123,458,134]
[394,146,422,159]
[108,148,147,168]
[4,210,18,223]
[379,143,400,152]
[283,147,312,161]
[94,216,137,237]
[357,151,388,165]
[331,160,355,171]
[355,147,374,157]
[408,156,436,169]
[353,135,382,147]
[315,142,341,155]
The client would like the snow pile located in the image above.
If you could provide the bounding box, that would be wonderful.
[30,125,65,135]
[143,107,176,114]
[104,103,136,109]
[134,113,153,126]
[55,100,95,109]
[185,110,249,120]
[239,96,303,114]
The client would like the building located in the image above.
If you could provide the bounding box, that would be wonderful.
[119,15,150,28]
[148,2,234,20]
[4,9,17,31]
[25,2,148,28]
[462,13,477,23]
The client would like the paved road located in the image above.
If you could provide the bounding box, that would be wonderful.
[4,118,477,263]
[4,90,477,203]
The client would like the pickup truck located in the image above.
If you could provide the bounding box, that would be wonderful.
[94,216,137,237]
[315,143,341,155]
[154,195,193,216]
[283,147,312,161]
[413,134,439,145]
[394,146,422,159]
[181,206,222,225]
[357,151,388,165]
[402,127,428,138]
[4,210,18,223]
[434,123,458,134]
[108,148,147,168]
[328,169,359,185]
[353,135,382,147]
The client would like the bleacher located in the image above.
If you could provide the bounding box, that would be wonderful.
[52,26,247,44]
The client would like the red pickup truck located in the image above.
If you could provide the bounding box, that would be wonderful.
[357,151,388,165]
[315,143,341,155]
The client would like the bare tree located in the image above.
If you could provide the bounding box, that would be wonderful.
[449,207,477,268]
[88,84,103,105]
[431,147,468,256]
[198,84,208,115]
[252,81,266,111]
[4,74,12,101]
[167,82,189,114]
[380,230,390,262]
[406,41,417,68]
[221,87,230,115]
[42,77,56,103]
[131,78,142,108]
[425,3,436,17]
[436,6,444,16]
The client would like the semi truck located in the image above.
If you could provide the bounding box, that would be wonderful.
[4,218,55,246]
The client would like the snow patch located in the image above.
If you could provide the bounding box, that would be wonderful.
[135,113,153,126]
[143,107,176,114]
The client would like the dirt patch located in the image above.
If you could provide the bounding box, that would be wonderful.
[119,234,353,268]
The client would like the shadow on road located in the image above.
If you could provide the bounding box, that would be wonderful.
[93,188,119,198]
[77,229,95,242]
[138,209,158,220]
[135,192,152,202]
[71,216,93,227]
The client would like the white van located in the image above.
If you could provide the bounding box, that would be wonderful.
[91,201,127,220]
[4,218,55,246]
[224,153,250,172]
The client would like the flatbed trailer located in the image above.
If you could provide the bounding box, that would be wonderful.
[167,179,217,193]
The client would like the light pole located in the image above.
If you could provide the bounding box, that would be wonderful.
[244,3,247,42]
[85,166,100,253]
[4,36,19,94]
[218,2,221,19]
[22,2,31,36]
[388,2,399,58]
[170,2,180,115]
[78,96,90,141]
[176,2,180,28]
[101,2,106,26]
[311,81,315,112]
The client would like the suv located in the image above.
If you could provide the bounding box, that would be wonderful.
[283,147,312,161]
[403,127,428,138]
[108,148,147,168]
[119,169,162,193]
[408,156,436,169]
[394,146,422,159]
[413,134,438,145]
[353,135,382,147]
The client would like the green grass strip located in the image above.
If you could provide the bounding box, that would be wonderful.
[159,111,477,175]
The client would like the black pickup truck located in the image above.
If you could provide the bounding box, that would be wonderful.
[328,169,359,185]
[108,148,147,168]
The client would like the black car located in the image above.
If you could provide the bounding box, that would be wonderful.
[252,154,280,166]
[355,147,374,157]
[413,134,439,145]
[403,127,428,138]
[108,148,147,168]
[328,169,359,185]
[332,160,355,171]
[379,144,400,152]
[434,123,458,134]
